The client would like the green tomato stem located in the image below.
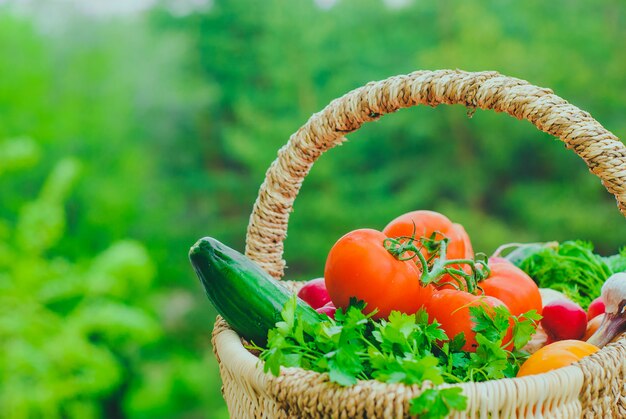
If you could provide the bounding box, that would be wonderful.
[384,234,485,294]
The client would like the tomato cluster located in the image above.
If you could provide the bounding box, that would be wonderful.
[323,210,543,352]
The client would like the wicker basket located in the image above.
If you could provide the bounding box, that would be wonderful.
[211,70,626,418]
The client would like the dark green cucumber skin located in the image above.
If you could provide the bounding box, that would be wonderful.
[189,237,320,346]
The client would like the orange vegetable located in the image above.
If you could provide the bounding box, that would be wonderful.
[584,314,605,341]
[324,228,434,319]
[480,259,543,317]
[382,210,473,261]
[517,340,599,377]
[427,290,509,352]
[383,210,474,290]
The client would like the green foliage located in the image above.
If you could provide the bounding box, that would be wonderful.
[0,137,40,175]
[410,387,467,419]
[604,248,626,274]
[0,139,160,417]
[516,241,615,307]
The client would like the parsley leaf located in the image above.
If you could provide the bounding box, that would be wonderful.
[468,333,509,381]
[371,351,444,385]
[449,332,466,352]
[469,304,509,342]
[512,309,541,350]
[373,311,417,354]
[465,304,542,380]
[410,387,467,419]
[328,345,363,386]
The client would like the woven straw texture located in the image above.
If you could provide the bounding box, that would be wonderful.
[213,70,626,418]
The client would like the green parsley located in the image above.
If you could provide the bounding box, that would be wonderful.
[256,297,541,419]
[410,387,467,419]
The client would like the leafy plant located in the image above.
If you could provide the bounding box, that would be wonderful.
[515,241,618,307]
[0,138,160,418]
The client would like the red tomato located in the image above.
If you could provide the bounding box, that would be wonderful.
[384,211,474,289]
[427,289,508,352]
[324,229,434,319]
[450,223,474,259]
[480,259,542,317]
[383,210,473,261]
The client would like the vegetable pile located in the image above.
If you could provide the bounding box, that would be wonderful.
[189,209,626,418]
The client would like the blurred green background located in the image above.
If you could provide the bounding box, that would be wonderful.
[1,0,625,417]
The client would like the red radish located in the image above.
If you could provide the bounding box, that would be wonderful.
[316,302,336,319]
[297,278,331,309]
[539,288,572,306]
[587,296,605,321]
[541,300,587,342]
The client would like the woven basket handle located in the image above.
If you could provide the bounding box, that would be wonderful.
[245,70,626,279]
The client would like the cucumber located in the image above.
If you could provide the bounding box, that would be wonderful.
[189,237,320,345]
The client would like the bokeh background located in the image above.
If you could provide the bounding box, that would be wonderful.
[1,0,625,417]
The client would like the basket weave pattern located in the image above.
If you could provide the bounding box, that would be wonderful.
[214,70,626,417]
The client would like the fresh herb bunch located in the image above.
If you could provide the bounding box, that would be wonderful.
[511,241,625,308]
[253,298,540,419]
